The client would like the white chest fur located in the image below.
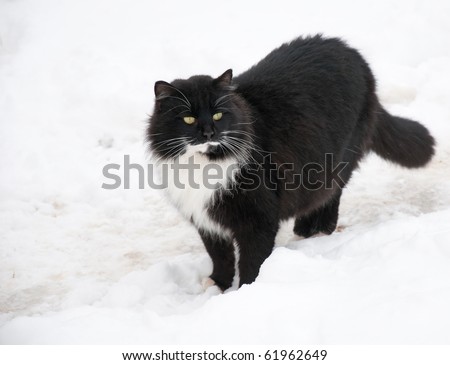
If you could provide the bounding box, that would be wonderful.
[161,144,239,237]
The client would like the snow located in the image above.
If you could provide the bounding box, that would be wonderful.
[1,0,450,344]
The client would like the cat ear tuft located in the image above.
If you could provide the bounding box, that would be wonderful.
[214,69,233,88]
[154,81,174,99]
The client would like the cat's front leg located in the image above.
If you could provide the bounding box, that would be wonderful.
[198,229,235,291]
[235,225,278,287]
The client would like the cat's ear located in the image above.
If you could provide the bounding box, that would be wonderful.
[154,81,174,99]
[214,69,234,88]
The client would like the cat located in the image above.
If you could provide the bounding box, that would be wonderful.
[147,35,435,291]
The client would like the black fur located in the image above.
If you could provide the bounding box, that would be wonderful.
[148,35,435,290]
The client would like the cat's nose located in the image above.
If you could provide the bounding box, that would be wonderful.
[203,130,215,140]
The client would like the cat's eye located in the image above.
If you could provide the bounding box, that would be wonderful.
[183,116,196,125]
[212,112,223,121]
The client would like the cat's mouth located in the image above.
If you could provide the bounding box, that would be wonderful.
[203,142,221,155]
[184,142,222,157]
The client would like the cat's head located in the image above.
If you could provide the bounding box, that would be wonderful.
[148,70,253,163]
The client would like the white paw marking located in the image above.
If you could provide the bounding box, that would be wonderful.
[202,277,217,290]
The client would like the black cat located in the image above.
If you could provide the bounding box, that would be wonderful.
[147,35,435,291]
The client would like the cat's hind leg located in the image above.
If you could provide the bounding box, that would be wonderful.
[294,191,341,238]
[294,142,362,238]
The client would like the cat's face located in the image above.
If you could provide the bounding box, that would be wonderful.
[148,70,252,163]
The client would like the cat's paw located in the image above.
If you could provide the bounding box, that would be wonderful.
[335,225,346,232]
[202,277,217,290]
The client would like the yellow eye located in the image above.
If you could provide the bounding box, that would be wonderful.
[183,116,196,124]
[212,112,223,121]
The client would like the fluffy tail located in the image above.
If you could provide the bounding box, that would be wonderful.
[370,108,435,168]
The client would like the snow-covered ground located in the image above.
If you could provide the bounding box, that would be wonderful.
[1,0,450,344]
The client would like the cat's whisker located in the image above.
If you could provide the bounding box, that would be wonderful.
[219,137,244,156]
[163,84,192,108]
[222,135,272,164]
[175,109,193,118]
[234,122,255,126]
[215,107,243,114]
[224,145,254,164]
[156,143,187,155]
[161,104,191,116]
[150,136,190,148]
[222,130,259,140]
[215,107,235,113]
[220,137,259,165]
[160,96,192,110]
[345,147,361,155]
[150,137,191,162]
[152,142,188,165]
[222,135,270,155]
[220,141,248,164]
[152,136,189,143]
[214,94,236,108]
